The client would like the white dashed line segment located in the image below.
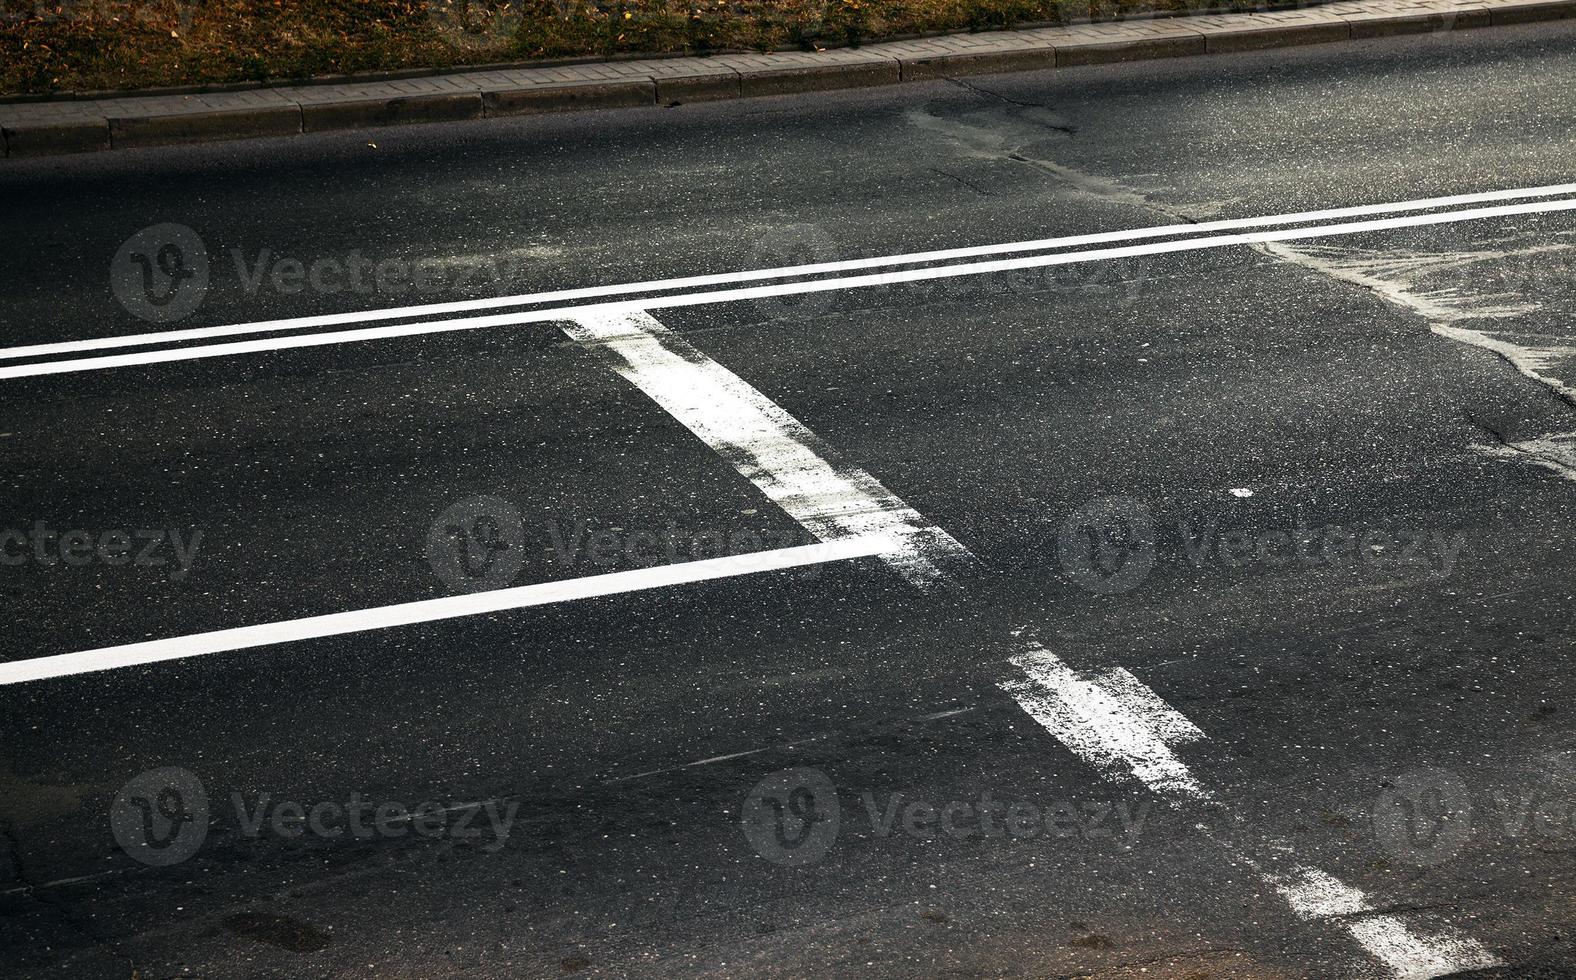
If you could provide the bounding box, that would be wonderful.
[999,637,1502,979]
[998,642,1210,798]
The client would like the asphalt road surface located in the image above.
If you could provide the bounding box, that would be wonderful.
[3,18,1576,980]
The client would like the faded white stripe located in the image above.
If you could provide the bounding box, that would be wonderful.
[1001,638,1501,978]
[1273,868,1501,979]
[998,641,1209,797]
[0,537,891,686]
[564,310,971,587]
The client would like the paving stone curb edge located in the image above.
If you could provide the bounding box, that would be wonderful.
[2,0,1571,158]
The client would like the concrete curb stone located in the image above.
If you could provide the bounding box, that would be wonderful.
[481,79,656,116]
[1,118,111,156]
[1042,23,1208,65]
[108,105,303,148]
[292,91,485,132]
[3,0,1574,158]
[1184,11,1354,52]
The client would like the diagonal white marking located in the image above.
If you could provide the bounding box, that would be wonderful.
[0,537,892,686]
[999,641,1209,798]
[564,310,972,588]
[1001,637,1501,978]
[1270,867,1501,980]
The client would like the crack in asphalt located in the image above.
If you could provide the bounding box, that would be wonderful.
[945,77,1071,127]
[0,817,137,974]
[1081,944,1252,973]
[929,166,996,197]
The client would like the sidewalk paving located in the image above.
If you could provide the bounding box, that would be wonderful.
[2,0,1571,157]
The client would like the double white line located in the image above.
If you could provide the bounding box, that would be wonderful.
[5,181,1576,380]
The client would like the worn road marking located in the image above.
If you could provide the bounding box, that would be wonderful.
[0,537,893,686]
[564,310,972,587]
[8,181,1576,364]
[1268,867,1500,980]
[1263,239,1576,481]
[8,196,1576,379]
[1000,638,1501,979]
[999,643,1209,798]
[1475,432,1576,481]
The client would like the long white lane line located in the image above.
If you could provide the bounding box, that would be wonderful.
[8,196,1576,381]
[564,310,973,588]
[999,639,1501,979]
[0,537,892,686]
[10,181,1576,363]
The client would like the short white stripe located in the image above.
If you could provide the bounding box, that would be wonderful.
[1272,868,1502,979]
[998,642,1209,798]
[0,537,891,686]
[1002,639,1501,978]
[6,196,1576,380]
[9,181,1575,363]
[564,310,972,587]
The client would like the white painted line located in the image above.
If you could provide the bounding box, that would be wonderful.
[998,641,1210,798]
[1001,637,1502,978]
[1433,324,1576,404]
[1258,233,1576,483]
[8,196,1576,380]
[10,181,1576,363]
[564,310,973,588]
[1271,867,1501,979]
[1474,432,1576,482]
[0,537,892,686]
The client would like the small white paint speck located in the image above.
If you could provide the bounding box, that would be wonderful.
[1229,488,1253,498]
